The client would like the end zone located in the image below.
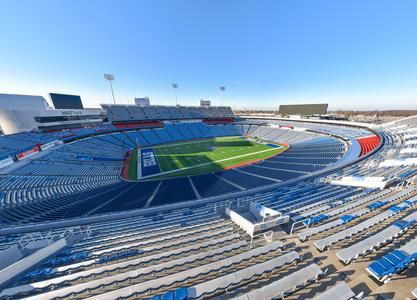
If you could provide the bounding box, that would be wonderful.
[139,148,161,179]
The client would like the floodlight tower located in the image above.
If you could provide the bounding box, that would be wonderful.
[172,83,179,106]
[219,86,226,106]
[104,74,116,104]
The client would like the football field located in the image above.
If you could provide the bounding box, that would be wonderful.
[126,136,287,180]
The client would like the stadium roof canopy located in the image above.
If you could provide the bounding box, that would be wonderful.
[0,93,49,110]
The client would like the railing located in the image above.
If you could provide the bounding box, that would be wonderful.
[250,230,274,247]
[214,196,254,213]
[290,219,310,235]
[18,225,93,249]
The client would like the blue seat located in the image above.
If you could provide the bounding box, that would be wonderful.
[368,201,386,211]
[378,257,395,270]
[368,261,388,277]
[340,214,356,223]
[174,287,188,299]
[149,287,188,300]
[389,205,407,213]
[303,214,329,226]
[405,198,417,206]
[391,250,408,261]
[393,219,416,230]
[384,253,402,265]
[368,250,417,278]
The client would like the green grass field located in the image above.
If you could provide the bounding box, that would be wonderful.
[127,149,138,180]
[136,136,286,180]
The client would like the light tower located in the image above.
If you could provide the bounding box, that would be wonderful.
[104,74,116,104]
[172,83,179,106]
[219,86,226,106]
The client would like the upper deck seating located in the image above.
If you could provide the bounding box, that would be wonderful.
[101,105,235,122]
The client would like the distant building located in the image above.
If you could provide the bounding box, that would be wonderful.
[135,97,150,107]
[200,100,211,108]
[0,93,105,134]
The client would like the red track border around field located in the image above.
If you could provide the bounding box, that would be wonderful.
[121,150,133,180]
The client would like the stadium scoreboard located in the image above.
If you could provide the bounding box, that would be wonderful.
[279,103,328,115]
[50,93,84,109]
[200,100,211,107]
[135,97,150,107]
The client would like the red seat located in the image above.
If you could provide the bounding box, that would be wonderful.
[356,135,380,156]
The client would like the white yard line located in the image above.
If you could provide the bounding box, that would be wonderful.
[141,146,283,179]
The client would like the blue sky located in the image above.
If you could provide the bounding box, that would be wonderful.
[1,0,417,110]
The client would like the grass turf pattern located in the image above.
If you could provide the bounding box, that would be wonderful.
[143,136,286,180]
[127,149,138,180]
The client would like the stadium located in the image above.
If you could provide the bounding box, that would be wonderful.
[1,1,417,299]
[0,96,417,300]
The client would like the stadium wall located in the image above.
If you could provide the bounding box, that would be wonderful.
[0,109,40,134]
